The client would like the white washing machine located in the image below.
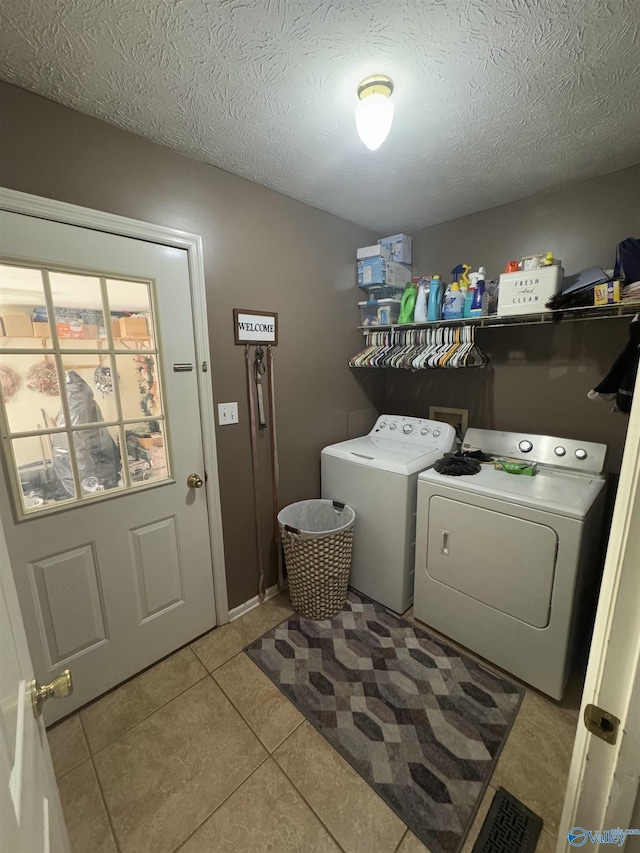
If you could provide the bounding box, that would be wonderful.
[413,428,607,700]
[321,415,455,613]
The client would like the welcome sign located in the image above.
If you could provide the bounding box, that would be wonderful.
[233,309,278,345]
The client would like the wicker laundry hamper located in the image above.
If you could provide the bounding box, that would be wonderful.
[277,499,355,620]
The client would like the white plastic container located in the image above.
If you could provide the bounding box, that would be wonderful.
[358,299,401,326]
[497,266,564,316]
[414,280,428,323]
[357,257,412,288]
[378,233,412,265]
[357,245,391,260]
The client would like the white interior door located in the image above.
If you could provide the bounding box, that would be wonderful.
[559,359,640,849]
[0,210,217,722]
[0,512,70,853]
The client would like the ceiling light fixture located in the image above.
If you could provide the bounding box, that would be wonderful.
[355,75,394,151]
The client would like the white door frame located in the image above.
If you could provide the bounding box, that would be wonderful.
[0,187,229,625]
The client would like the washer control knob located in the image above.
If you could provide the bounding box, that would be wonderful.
[432,429,441,438]
[518,440,533,453]
[421,428,429,436]
[403,424,413,435]
[379,421,387,429]
[389,423,397,431]
[554,446,566,457]
[575,448,588,460]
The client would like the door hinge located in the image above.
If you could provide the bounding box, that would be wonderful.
[584,703,620,745]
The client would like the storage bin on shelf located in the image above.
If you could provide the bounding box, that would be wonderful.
[359,298,401,326]
[497,266,564,316]
[359,283,405,301]
[277,499,355,620]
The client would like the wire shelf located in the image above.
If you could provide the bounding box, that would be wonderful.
[357,301,640,333]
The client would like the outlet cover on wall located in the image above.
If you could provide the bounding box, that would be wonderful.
[218,402,239,425]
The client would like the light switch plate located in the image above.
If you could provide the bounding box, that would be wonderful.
[218,402,239,425]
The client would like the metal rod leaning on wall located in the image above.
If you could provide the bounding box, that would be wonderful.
[266,345,284,592]
[245,344,266,601]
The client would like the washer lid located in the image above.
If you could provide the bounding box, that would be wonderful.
[418,465,605,519]
[322,435,444,475]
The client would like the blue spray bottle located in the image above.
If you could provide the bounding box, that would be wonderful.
[443,266,465,320]
[427,275,443,321]
[469,266,486,317]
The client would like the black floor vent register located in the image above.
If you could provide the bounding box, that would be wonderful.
[472,788,543,853]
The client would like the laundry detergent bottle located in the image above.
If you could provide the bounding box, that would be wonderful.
[470,266,486,317]
[399,281,418,324]
[427,275,443,321]
[464,273,477,318]
[443,268,464,320]
[413,278,428,323]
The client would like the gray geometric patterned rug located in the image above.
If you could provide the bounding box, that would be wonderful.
[245,590,523,853]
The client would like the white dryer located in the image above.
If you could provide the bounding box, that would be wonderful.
[413,428,607,700]
[321,415,455,614]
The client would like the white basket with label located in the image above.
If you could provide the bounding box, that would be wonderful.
[497,266,564,316]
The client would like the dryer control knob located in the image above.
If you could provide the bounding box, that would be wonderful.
[379,421,387,429]
[554,446,566,457]
[421,428,429,436]
[575,448,588,460]
[432,429,441,438]
[403,424,413,435]
[519,440,533,453]
[389,423,397,430]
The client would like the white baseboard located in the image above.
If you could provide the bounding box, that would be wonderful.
[228,583,281,622]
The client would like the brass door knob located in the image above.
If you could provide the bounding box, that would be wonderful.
[187,473,204,489]
[31,669,73,718]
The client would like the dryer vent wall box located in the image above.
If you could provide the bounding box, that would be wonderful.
[413,428,607,700]
[321,415,455,614]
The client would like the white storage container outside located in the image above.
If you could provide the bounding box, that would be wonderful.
[497,266,564,316]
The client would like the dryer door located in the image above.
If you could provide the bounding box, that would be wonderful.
[427,496,558,628]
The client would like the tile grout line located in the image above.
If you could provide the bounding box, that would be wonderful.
[271,754,350,853]
[49,716,91,783]
[190,610,294,675]
[171,748,274,852]
[171,683,345,853]
[85,671,210,758]
[78,714,123,853]
[73,642,204,725]
[393,828,409,853]
[211,656,306,753]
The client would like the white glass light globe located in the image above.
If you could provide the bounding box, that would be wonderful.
[355,93,394,151]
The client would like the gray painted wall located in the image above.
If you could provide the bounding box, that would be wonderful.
[0,82,383,609]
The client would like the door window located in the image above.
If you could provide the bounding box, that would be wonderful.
[0,261,171,517]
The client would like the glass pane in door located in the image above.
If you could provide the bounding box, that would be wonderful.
[72,425,124,497]
[11,434,78,511]
[125,420,169,485]
[0,264,47,349]
[0,354,64,432]
[60,355,119,424]
[115,354,163,420]
[107,279,155,350]
[48,271,107,347]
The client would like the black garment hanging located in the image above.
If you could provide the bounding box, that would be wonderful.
[588,315,640,414]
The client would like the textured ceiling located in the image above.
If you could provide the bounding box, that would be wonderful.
[1,0,639,232]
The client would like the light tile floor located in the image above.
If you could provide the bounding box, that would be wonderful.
[48,593,576,853]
